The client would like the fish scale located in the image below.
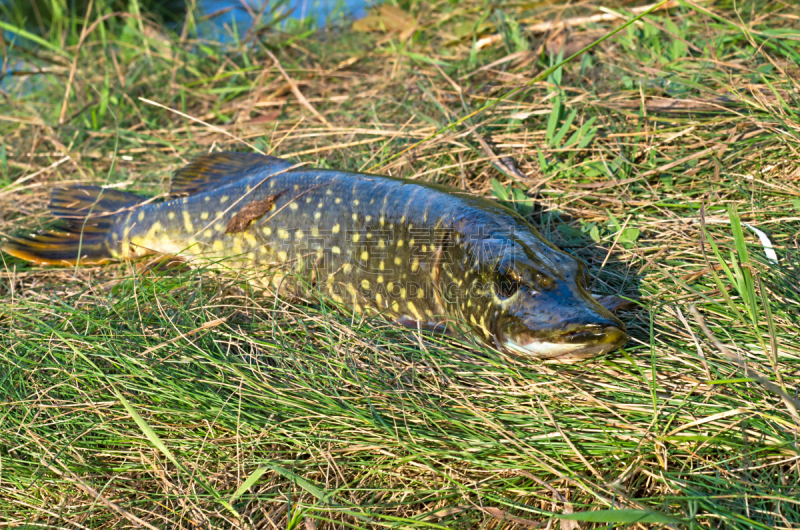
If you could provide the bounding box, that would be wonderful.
[2,152,628,360]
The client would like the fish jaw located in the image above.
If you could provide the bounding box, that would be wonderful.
[501,325,628,360]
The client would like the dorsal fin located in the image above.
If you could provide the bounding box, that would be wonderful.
[170,152,295,197]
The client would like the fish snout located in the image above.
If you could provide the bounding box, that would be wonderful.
[498,285,628,360]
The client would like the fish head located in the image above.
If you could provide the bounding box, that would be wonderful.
[459,235,627,360]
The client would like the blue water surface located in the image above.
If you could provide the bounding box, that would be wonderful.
[1,0,371,89]
[197,0,370,39]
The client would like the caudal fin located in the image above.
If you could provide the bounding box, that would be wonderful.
[2,185,147,266]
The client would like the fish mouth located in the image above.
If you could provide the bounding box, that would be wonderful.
[502,326,627,360]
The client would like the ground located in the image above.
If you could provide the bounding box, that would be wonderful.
[1,0,799,528]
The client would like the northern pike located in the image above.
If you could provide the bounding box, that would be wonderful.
[2,152,627,359]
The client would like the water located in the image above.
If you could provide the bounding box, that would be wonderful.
[0,0,371,90]
[196,0,370,39]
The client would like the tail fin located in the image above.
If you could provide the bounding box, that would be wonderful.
[2,185,147,266]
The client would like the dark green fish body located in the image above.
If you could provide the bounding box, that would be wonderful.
[3,153,627,359]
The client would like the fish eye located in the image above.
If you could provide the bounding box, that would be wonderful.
[533,272,554,291]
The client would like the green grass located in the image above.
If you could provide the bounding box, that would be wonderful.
[2,0,800,528]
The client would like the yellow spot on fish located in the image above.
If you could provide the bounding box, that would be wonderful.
[205,196,211,202]
[361,279,369,289]
[361,251,369,261]
[233,237,243,255]
[244,233,257,247]
[377,275,384,283]
[212,240,224,252]
[376,293,383,305]
[335,198,341,204]
[204,230,213,238]
[311,226,319,237]
[263,226,272,236]
[278,229,289,240]
[378,239,385,249]
[470,314,477,325]
[343,263,353,273]
[290,202,298,211]
[295,230,304,240]
[278,251,287,262]
[394,257,402,266]
[365,215,371,222]
[220,196,228,204]
[314,211,321,220]
[332,224,340,234]
[326,189,332,195]
[379,261,385,271]
[183,211,193,232]
[332,246,341,255]
[138,211,145,222]
[352,213,358,221]
[397,240,403,248]
[409,238,415,247]
[390,300,400,312]
[168,212,175,220]
[201,211,209,220]
[352,233,360,243]
[410,258,419,272]
[407,301,419,318]
[379,216,385,226]
[400,287,406,299]
[215,223,224,232]
[306,197,312,203]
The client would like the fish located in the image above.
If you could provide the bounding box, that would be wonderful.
[2,152,627,360]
